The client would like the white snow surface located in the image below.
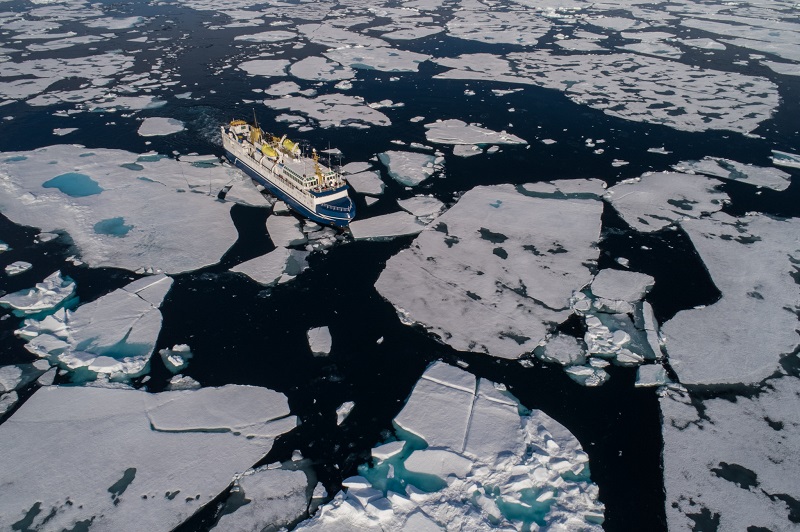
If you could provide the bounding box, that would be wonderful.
[17,274,173,381]
[345,170,384,196]
[0,384,296,531]
[375,183,603,359]
[263,94,391,129]
[295,362,604,531]
[231,248,309,287]
[5,260,32,275]
[424,119,526,146]
[397,195,445,219]
[662,212,800,385]
[661,378,800,531]
[604,172,727,232]
[0,145,266,273]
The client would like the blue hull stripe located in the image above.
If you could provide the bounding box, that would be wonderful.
[225,150,354,228]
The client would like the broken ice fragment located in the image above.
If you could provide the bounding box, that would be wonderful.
[159,344,193,373]
[5,261,32,276]
[635,365,671,387]
[424,119,526,146]
[349,211,426,241]
[137,117,185,137]
[378,151,436,187]
[0,271,77,317]
[336,401,355,425]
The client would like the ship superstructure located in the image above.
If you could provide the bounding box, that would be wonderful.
[221,119,355,227]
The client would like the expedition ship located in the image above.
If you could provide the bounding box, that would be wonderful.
[221,119,355,227]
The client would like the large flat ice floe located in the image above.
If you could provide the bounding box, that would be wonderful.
[604,172,727,232]
[0,145,266,273]
[378,150,437,187]
[424,119,526,146]
[295,362,604,530]
[434,51,778,133]
[674,157,792,191]
[661,377,800,531]
[375,182,603,359]
[17,274,173,381]
[0,384,296,531]
[662,213,800,385]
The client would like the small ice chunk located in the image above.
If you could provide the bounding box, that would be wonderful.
[159,344,193,373]
[267,215,307,247]
[336,401,355,425]
[0,391,18,417]
[5,261,32,275]
[635,364,670,387]
[404,449,473,479]
[167,374,201,390]
[307,326,332,356]
[565,365,610,387]
[770,149,800,170]
[346,170,385,196]
[372,441,405,461]
[396,196,445,219]
[424,119,526,146]
[0,366,24,393]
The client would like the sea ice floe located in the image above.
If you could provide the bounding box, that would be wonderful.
[0,145,263,273]
[232,247,309,287]
[349,211,427,241]
[0,384,296,531]
[674,157,792,191]
[238,59,290,77]
[159,344,193,373]
[537,334,586,367]
[212,465,312,531]
[234,30,296,43]
[17,274,173,382]
[662,212,800,386]
[604,172,727,232]
[377,150,436,187]
[770,149,800,170]
[446,3,551,46]
[325,46,430,72]
[635,364,670,388]
[590,269,654,311]
[661,377,800,530]
[424,119,527,146]
[336,401,355,425]
[137,117,186,137]
[4,260,32,276]
[397,195,445,221]
[290,56,355,81]
[267,214,307,247]
[375,182,602,359]
[0,271,77,317]
[345,169,385,196]
[307,326,332,357]
[263,94,391,129]
[435,51,778,133]
[294,362,604,530]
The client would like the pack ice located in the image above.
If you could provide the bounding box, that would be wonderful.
[0,384,296,531]
[0,271,76,317]
[17,274,173,381]
[294,362,604,530]
[0,145,266,273]
[375,182,602,359]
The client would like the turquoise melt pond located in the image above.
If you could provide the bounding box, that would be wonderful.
[42,172,103,197]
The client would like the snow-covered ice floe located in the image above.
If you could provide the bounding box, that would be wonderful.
[674,157,792,191]
[263,94,391,129]
[378,150,437,187]
[0,384,296,531]
[307,326,332,357]
[424,119,526,146]
[0,270,77,317]
[604,171,727,232]
[16,274,173,382]
[660,377,800,531]
[159,344,193,373]
[0,145,267,273]
[434,51,778,134]
[770,149,800,170]
[349,211,427,241]
[5,260,32,275]
[375,182,602,359]
[295,362,604,530]
[137,117,185,137]
[662,213,800,386]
